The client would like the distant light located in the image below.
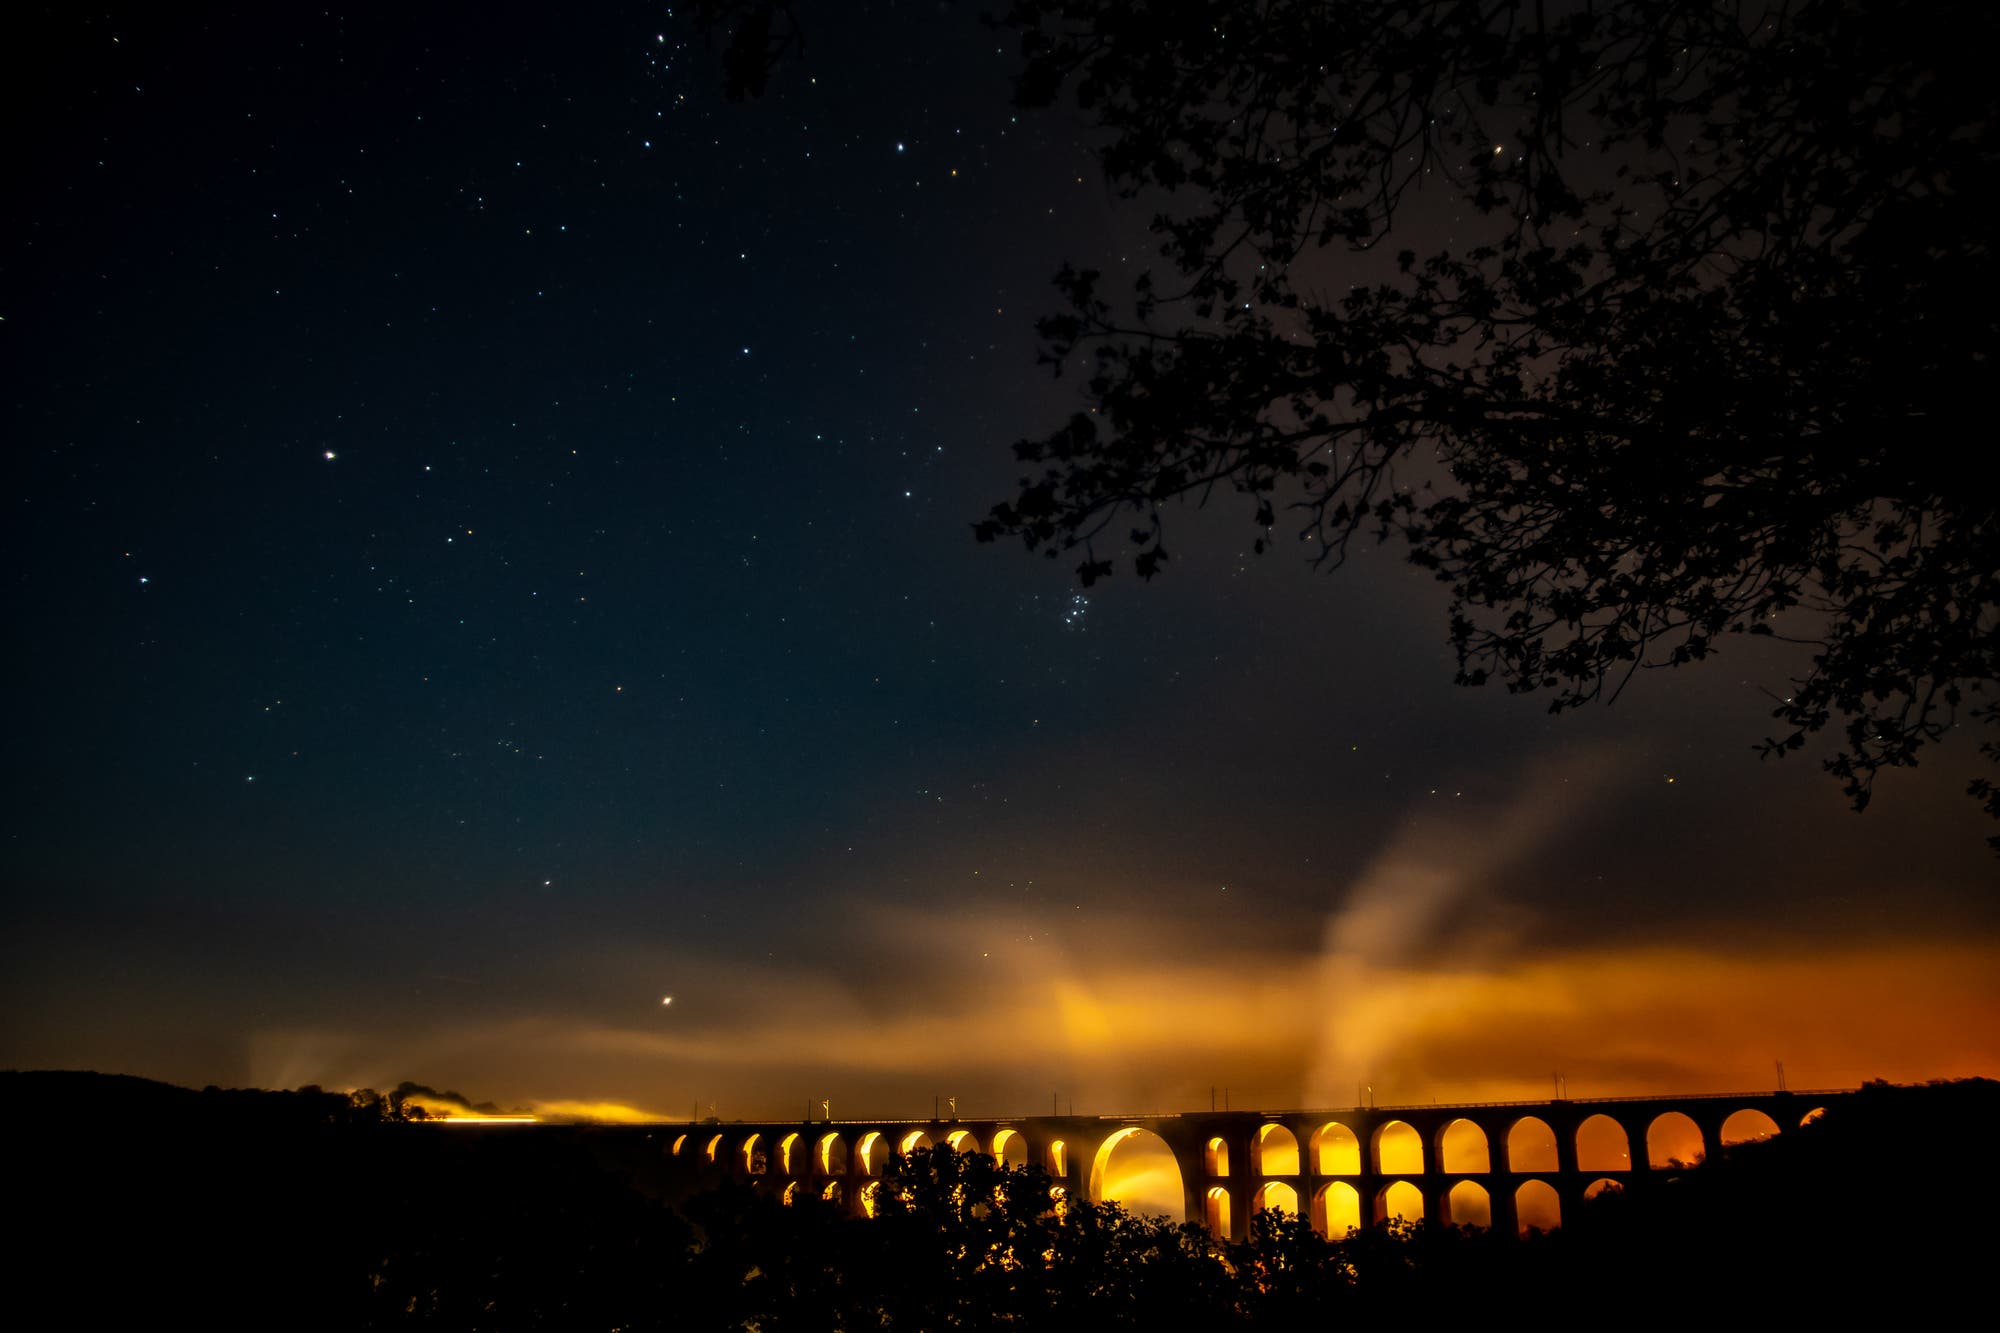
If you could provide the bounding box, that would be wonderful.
[895,142,905,152]
[661,995,674,1006]
[324,450,337,460]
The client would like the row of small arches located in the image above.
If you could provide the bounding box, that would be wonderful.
[670,1126,1066,1178]
[1204,1107,1811,1178]
[1202,1177,1629,1238]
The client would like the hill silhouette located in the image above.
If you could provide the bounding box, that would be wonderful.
[2,1072,1991,1327]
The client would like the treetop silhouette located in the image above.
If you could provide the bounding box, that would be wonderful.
[970,0,1997,840]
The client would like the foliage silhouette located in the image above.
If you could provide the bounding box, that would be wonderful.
[968,0,1999,841]
[8,1072,1996,1326]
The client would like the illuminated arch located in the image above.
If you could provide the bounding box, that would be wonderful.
[860,1181,883,1218]
[1252,1123,1299,1175]
[992,1128,1029,1168]
[670,1133,687,1156]
[704,1133,724,1163]
[1800,1106,1827,1127]
[1373,1120,1424,1175]
[782,1181,802,1206]
[1575,1115,1631,1172]
[1310,1122,1360,1174]
[1253,1181,1299,1216]
[900,1129,934,1156]
[1311,1181,1361,1237]
[1375,1180,1424,1223]
[1514,1180,1561,1235]
[945,1129,982,1156]
[1584,1177,1624,1201]
[1505,1117,1559,1173]
[821,1180,845,1207]
[1646,1112,1705,1169]
[1046,1139,1068,1176]
[1444,1179,1491,1229]
[1721,1108,1781,1147]
[817,1133,849,1175]
[740,1133,766,1175]
[1088,1127,1186,1221]
[777,1132,802,1175]
[1204,1186,1231,1236]
[856,1132,887,1176]
[1203,1136,1230,1176]
[1438,1118,1490,1173]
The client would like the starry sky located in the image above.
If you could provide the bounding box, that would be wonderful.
[5,1,1995,1122]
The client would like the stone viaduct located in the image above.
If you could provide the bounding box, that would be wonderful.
[659,1089,1847,1240]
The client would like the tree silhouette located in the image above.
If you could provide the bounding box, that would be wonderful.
[974,0,1999,841]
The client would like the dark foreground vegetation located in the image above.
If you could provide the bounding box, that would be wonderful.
[4,1072,1992,1328]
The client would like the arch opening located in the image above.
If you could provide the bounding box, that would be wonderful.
[856,1132,887,1176]
[1800,1106,1827,1127]
[1046,1139,1068,1176]
[817,1133,849,1176]
[1203,1136,1229,1177]
[1646,1112,1705,1169]
[670,1133,687,1156]
[900,1129,934,1156]
[1252,1123,1299,1176]
[1311,1122,1360,1175]
[778,1132,802,1175]
[704,1133,724,1164]
[1721,1108,1781,1147]
[992,1129,1029,1169]
[1505,1117,1559,1173]
[1515,1180,1561,1235]
[1088,1127,1186,1222]
[1311,1181,1362,1238]
[1373,1120,1424,1175]
[1575,1114,1631,1172]
[1253,1181,1299,1217]
[945,1129,982,1156]
[1439,1118,1490,1174]
[821,1180,845,1208]
[1204,1186,1231,1236]
[782,1181,802,1206]
[1376,1180,1425,1224]
[741,1133,766,1175]
[1584,1177,1624,1202]
[860,1181,883,1218]
[1445,1180,1491,1229]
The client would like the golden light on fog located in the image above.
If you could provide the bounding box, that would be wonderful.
[1311,1181,1362,1237]
[1252,1123,1299,1175]
[1721,1108,1781,1146]
[992,1128,1028,1168]
[1090,1127,1185,1221]
[1506,1117,1559,1172]
[1445,1180,1491,1229]
[1576,1115,1631,1172]
[1515,1179,1562,1235]
[1377,1180,1424,1223]
[1646,1112,1706,1169]
[1204,1136,1229,1176]
[1373,1120,1424,1174]
[1253,1181,1299,1217]
[1439,1118,1490,1173]
[900,1130,933,1156]
[1204,1186,1231,1236]
[1311,1122,1360,1174]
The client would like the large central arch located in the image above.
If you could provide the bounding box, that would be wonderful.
[1088,1127,1186,1222]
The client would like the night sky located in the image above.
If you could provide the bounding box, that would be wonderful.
[6,2,1994,1122]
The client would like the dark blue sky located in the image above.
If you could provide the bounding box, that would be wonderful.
[5,2,1993,1117]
